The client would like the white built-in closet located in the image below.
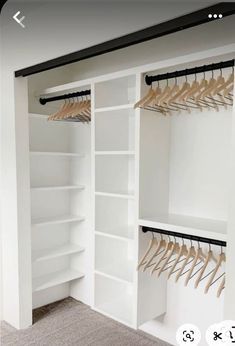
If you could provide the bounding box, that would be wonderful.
[8,17,235,345]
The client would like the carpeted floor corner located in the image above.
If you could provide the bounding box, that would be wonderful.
[1,297,171,346]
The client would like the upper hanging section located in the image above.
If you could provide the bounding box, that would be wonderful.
[39,89,91,123]
[135,59,234,115]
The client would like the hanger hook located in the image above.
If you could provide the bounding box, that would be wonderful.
[174,71,178,86]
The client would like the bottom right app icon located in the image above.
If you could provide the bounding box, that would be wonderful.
[206,320,235,345]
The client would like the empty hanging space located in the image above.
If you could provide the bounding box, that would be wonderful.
[138,60,233,241]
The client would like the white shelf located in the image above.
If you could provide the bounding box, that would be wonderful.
[139,213,227,241]
[95,104,134,113]
[29,113,48,119]
[30,151,84,158]
[95,261,134,284]
[31,185,85,191]
[95,151,135,156]
[95,191,135,199]
[95,226,134,241]
[32,214,85,227]
[32,244,85,262]
[33,269,84,292]
[95,259,134,284]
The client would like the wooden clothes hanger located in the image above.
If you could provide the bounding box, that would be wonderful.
[204,248,226,294]
[168,238,188,279]
[142,235,166,272]
[143,235,167,272]
[175,239,196,282]
[143,85,162,107]
[137,233,158,270]
[184,242,205,287]
[151,235,174,275]
[134,86,155,109]
[157,236,180,277]
[48,99,68,120]
[194,243,217,289]
[217,276,225,298]
[214,67,234,95]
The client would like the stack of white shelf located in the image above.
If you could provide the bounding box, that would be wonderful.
[93,75,136,327]
[29,113,87,303]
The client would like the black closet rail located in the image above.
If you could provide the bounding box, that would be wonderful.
[39,89,91,105]
[145,59,235,86]
[142,226,226,247]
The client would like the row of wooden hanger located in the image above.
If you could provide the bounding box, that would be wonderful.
[138,232,225,298]
[48,95,91,123]
[135,68,234,115]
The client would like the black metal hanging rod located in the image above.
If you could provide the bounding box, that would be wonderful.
[39,89,91,105]
[142,226,226,247]
[145,59,234,86]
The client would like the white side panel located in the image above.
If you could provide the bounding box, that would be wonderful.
[15,77,32,328]
[224,71,235,319]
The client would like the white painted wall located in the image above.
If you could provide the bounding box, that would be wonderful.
[0,0,234,333]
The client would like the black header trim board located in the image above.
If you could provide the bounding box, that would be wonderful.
[15,2,235,77]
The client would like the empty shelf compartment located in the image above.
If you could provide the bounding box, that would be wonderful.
[95,234,134,283]
[94,273,133,327]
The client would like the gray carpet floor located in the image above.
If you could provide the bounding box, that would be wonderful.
[0,297,171,346]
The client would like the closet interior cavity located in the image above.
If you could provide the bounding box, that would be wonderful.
[25,47,234,345]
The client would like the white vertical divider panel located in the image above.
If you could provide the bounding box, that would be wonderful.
[224,70,235,319]
[136,73,167,327]
[15,77,32,328]
[90,82,96,309]
[133,73,140,328]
